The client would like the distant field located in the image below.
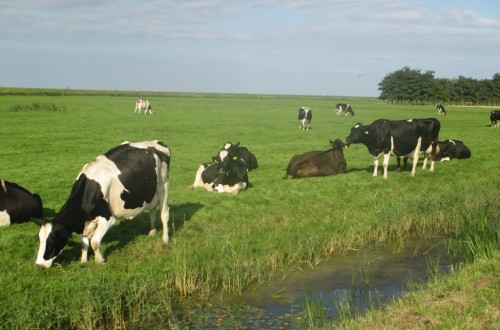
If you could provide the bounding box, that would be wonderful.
[0,90,498,328]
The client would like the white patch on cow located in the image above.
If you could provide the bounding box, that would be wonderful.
[218,149,229,162]
[215,182,247,195]
[36,223,57,268]
[1,180,6,192]
[0,210,11,226]
[354,124,360,128]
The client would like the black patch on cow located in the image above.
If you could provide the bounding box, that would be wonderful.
[43,222,71,260]
[54,174,112,234]
[105,145,159,209]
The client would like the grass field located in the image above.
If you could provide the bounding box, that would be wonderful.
[0,90,498,328]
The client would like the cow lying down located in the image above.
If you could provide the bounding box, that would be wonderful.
[433,139,471,161]
[0,180,43,226]
[285,139,348,178]
[190,142,256,195]
[34,140,171,268]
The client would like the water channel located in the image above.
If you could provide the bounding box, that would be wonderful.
[180,238,452,329]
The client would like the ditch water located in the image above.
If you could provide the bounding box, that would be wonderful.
[180,238,452,329]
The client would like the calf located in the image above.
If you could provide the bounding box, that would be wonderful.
[0,180,43,226]
[433,139,471,161]
[298,107,312,130]
[285,139,347,178]
[34,140,171,268]
[336,103,355,116]
[346,119,424,179]
[436,104,446,115]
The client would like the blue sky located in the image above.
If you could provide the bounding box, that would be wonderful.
[1,0,499,96]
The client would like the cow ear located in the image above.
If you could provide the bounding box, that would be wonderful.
[31,218,47,227]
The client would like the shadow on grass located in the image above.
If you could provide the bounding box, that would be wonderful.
[55,202,204,265]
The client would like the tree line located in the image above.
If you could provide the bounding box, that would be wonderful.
[378,66,500,106]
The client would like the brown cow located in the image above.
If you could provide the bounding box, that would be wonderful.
[285,139,348,178]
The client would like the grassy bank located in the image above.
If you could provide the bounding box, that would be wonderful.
[0,89,498,328]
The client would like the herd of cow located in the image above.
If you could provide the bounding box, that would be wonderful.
[1,101,492,268]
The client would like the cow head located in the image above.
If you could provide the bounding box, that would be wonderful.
[330,139,349,150]
[345,123,368,146]
[34,219,71,268]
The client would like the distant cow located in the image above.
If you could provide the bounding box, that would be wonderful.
[298,107,312,130]
[285,139,348,178]
[216,142,258,171]
[436,104,446,115]
[346,119,440,179]
[0,180,43,226]
[135,99,153,114]
[190,152,248,195]
[491,110,500,127]
[34,140,171,268]
[433,139,471,161]
[336,103,355,116]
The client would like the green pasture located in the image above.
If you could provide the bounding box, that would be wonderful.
[0,90,498,328]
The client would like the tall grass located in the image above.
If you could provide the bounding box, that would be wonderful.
[0,89,498,328]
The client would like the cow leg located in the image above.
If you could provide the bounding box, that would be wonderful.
[158,180,170,244]
[90,216,116,264]
[382,153,391,179]
[81,220,99,263]
[410,138,422,177]
[148,207,157,237]
[372,157,379,177]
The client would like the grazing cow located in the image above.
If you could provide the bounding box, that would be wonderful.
[0,180,43,226]
[298,107,312,130]
[34,140,171,268]
[346,119,430,179]
[135,99,153,114]
[436,104,446,115]
[490,110,500,127]
[336,103,355,116]
[216,142,258,171]
[285,139,348,178]
[433,139,471,161]
[190,152,248,195]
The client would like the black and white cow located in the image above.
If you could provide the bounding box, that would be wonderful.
[436,104,446,115]
[0,180,43,226]
[285,139,348,178]
[490,110,500,127]
[216,142,258,171]
[336,103,355,116]
[298,107,312,130]
[34,140,171,268]
[190,152,248,195]
[346,119,437,179]
[135,99,153,114]
[396,118,441,172]
[433,139,471,161]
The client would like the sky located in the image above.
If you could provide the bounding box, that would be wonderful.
[1,0,499,96]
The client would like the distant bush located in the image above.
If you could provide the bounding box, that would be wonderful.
[8,102,66,112]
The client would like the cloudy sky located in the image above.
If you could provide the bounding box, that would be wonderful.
[1,0,499,96]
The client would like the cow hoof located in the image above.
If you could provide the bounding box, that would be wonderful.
[148,229,157,236]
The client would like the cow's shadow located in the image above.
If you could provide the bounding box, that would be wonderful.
[55,202,203,265]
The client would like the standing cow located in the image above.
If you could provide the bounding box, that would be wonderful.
[336,103,355,116]
[298,107,312,130]
[490,110,500,127]
[285,139,348,178]
[346,119,427,179]
[135,99,153,114]
[436,104,446,115]
[34,140,171,268]
[0,180,43,226]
